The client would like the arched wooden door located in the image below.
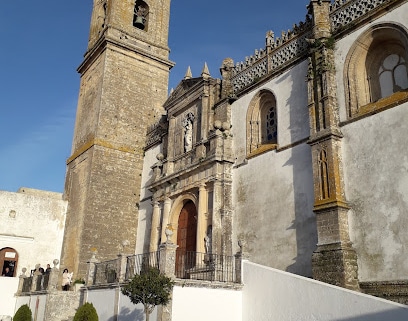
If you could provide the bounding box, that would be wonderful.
[0,247,19,277]
[175,201,197,278]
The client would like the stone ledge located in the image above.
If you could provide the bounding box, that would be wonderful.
[360,280,408,305]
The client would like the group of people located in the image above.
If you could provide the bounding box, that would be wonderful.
[31,264,52,276]
[34,265,74,291]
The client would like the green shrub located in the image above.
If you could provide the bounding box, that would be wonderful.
[13,304,32,321]
[73,278,86,284]
[73,302,98,321]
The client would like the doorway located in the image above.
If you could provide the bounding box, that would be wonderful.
[175,201,197,278]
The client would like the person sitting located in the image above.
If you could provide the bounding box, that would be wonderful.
[2,267,13,277]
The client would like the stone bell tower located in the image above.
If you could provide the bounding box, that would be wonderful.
[60,0,174,278]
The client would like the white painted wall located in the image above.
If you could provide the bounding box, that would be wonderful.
[172,285,242,321]
[342,102,408,281]
[86,288,116,320]
[14,294,47,321]
[230,60,316,276]
[0,188,67,274]
[136,144,161,255]
[86,287,157,321]
[232,144,316,276]
[0,277,18,317]
[242,260,408,321]
[331,2,408,282]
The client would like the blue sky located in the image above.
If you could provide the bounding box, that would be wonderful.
[0,0,309,193]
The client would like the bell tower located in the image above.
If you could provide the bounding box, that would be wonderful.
[60,0,174,278]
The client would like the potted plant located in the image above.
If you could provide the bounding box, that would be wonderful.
[73,278,86,291]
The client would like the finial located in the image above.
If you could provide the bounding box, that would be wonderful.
[184,66,192,80]
[201,62,210,79]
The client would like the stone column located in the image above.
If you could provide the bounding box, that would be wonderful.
[220,58,235,100]
[86,252,98,286]
[47,259,60,291]
[149,201,161,252]
[212,181,223,256]
[157,241,178,321]
[160,198,172,244]
[308,0,359,291]
[234,251,243,284]
[16,268,27,294]
[196,183,208,254]
[117,253,128,283]
[31,264,41,292]
[166,117,176,175]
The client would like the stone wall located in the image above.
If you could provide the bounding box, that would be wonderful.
[60,0,173,278]
[0,188,67,274]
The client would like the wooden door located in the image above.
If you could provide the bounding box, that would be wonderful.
[176,201,197,277]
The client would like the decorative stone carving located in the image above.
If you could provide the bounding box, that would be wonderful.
[182,112,195,152]
[231,30,312,93]
[146,117,168,148]
[330,0,392,32]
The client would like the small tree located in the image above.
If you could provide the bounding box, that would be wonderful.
[73,302,98,321]
[13,304,32,321]
[121,267,174,321]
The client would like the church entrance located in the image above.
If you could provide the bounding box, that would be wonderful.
[0,247,18,277]
[175,201,197,278]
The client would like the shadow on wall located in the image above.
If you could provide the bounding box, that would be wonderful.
[278,62,317,277]
[107,306,145,321]
[338,308,408,321]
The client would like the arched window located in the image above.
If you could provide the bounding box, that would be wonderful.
[373,53,408,100]
[247,90,277,156]
[345,23,408,117]
[0,247,19,277]
[133,0,149,31]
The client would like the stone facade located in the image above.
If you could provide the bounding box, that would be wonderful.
[7,1,407,316]
[0,188,67,275]
[60,0,174,278]
[137,0,408,302]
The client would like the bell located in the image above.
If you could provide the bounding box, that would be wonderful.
[134,16,145,30]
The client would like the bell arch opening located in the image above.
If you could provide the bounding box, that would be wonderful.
[133,0,149,31]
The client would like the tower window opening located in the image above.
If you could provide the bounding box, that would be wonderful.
[134,1,149,31]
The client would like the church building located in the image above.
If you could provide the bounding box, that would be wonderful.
[2,0,408,320]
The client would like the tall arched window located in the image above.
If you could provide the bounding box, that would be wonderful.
[345,23,408,117]
[247,90,277,156]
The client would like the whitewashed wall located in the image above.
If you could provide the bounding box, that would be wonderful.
[333,3,408,281]
[86,287,157,321]
[172,285,242,321]
[14,294,47,321]
[0,276,19,317]
[231,61,316,276]
[342,102,408,281]
[0,188,67,274]
[136,144,162,255]
[242,260,408,321]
